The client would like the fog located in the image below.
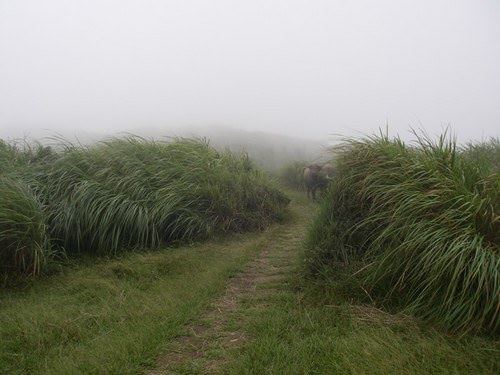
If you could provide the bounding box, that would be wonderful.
[1,0,499,144]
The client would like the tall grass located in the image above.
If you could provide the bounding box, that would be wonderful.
[0,137,288,282]
[41,137,289,255]
[0,139,56,172]
[0,141,49,281]
[306,132,499,333]
[463,137,500,172]
[0,177,48,279]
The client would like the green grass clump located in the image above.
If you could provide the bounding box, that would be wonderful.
[278,161,307,190]
[0,140,54,284]
[0,177,48,280]
[0,141,49,280]
[42,137,289,255]
[306,132,500,333]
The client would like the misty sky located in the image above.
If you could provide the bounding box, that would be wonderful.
[1,0,499,142]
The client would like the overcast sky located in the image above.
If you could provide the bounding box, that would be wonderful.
[1,0,499,142]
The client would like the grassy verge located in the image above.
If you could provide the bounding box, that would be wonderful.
[227,274,499,374]
[222,195,499,374]
[0,227,279,374]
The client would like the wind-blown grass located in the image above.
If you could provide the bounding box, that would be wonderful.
[0,136,288,282]
[42,137,289,255]
[306,132,499,333]
[0,141,49,281]
[463,138,500,172]
[0,177,48,280]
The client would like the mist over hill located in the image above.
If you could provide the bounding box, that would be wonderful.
[138,126,329,171]
[0,125,329,171]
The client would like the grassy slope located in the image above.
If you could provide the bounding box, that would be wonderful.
[0,193,498,374]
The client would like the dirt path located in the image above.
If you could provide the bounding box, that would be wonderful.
[147,199,311,374]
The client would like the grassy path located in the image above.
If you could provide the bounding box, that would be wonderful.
[148,195,313,374]
[1,194,498,374]
[150,194,499,374]
[0,215,286,373]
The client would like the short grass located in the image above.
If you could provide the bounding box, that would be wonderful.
[227,274,499,374]
[0,227,279,374]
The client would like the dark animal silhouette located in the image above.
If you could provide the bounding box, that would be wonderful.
[304,164,322,200]
[304,163,334,200]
